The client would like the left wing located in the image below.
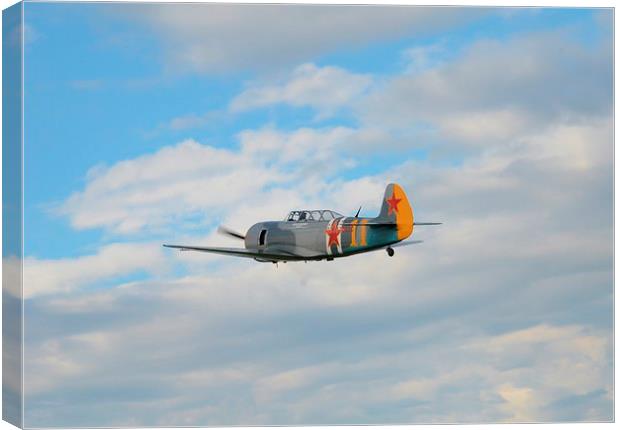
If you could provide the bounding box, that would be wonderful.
[163,244,309,261]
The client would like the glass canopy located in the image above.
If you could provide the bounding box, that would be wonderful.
[284,210,344,222]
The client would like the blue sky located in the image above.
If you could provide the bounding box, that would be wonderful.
[12,2,614,426]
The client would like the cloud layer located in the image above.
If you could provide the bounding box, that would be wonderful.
[28,112,613,425]
[360,30,612,151]
[126,4,484,73]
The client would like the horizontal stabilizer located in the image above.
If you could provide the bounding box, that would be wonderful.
[342,221,395,226]
[367,240,424,254]
[341,221,442,226]
[392,240,424,247]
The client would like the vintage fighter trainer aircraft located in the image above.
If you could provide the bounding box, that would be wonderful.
[164,183,440,263]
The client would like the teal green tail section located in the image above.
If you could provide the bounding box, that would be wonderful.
[324,183,414,257]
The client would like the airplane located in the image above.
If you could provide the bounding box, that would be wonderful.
[163,183,440,263]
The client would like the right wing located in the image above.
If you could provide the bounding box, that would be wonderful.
[163,244,308,261]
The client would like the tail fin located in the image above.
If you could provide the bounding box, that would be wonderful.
[377,183,414,240]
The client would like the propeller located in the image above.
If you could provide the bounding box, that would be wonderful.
[217,225,245,240]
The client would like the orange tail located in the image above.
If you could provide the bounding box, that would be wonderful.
[377,183,413,240]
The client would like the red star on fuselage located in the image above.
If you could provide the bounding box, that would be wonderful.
[386,190,402,215]
[325,222,343,247]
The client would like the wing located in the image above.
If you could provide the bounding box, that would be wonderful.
[342,221,442,226]
[162,244,307,261]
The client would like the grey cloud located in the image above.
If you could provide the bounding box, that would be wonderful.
[23,259,612,425]
[120,4,486,73]
[360,29,612,150]
[24,116,613,423]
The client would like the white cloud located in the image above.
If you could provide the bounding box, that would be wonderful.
[3,256,22,298]
[465,324,612,422]
[23,242,167,298]
[167,114,211,130]
[496,384,541,422]
[57,127,393,236]
[143,110,227,139]
[401,41,447,73]
[57,139,286,234]
[230,63,372,118]
[237,125,356,166]
[438,108,530,145]
[26,337,90,394]
[3,257,23,403]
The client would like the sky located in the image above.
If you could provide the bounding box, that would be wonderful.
[7,2,614,426]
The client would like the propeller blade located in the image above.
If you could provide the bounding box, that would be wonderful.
[217,225,245,240]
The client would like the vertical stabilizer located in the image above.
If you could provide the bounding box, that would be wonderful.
[377,183,414,240]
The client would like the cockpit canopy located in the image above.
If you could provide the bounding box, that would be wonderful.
[285,210,344,222]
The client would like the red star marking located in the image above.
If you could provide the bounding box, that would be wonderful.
[386,191,402,215]
[325,221,343,247]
